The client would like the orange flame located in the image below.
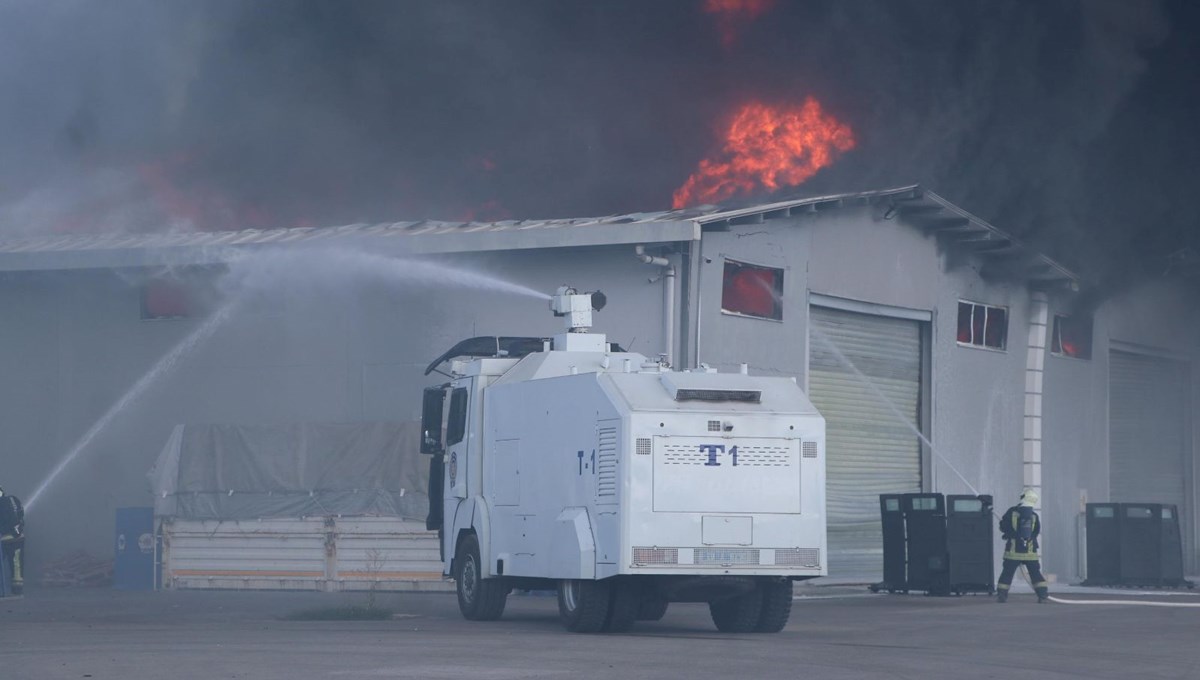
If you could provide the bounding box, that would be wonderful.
[703,0,776,48]
[672,99,855,209]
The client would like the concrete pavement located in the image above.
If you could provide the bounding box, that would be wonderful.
[2,585,1198,679]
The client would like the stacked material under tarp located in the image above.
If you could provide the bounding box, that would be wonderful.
[149,421,427,521]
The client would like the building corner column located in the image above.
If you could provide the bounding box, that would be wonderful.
[1023,292,1049,508]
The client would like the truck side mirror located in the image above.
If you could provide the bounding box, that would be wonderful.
[420,386,446,454]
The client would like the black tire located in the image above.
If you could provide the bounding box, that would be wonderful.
[454,533,508,621]
[602,580,640,633]
[754,579,793,633]
[557,579,613,633]
[708,587,764,633]
[637,597,669,622]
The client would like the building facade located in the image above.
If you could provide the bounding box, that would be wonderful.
[0,185,1194,582]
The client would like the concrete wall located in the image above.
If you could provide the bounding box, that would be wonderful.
[0,245,672,570]
[691,206,1072,578]
[1094,281,1196,573]
[4,211,1194,584]
[695,205,1199,580]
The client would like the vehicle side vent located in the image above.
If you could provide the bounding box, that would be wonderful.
[633,547,679,565]
[597,426,618,499]
[707,420,722,432]
[802,441,818,458]
[636,438,652,456]
[674,388,761,403]
[775,548,821,568]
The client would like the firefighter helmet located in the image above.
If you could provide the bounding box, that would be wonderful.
[1019,488,1039,507]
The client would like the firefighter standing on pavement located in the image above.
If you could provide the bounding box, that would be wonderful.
[996,488,1048,603]
[0,485,25,595]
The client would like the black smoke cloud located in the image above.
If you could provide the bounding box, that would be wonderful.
[0,0,1196,286]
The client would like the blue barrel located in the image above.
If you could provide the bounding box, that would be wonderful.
[114,507,156,590]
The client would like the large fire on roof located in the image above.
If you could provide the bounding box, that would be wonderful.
[673,99,856,209]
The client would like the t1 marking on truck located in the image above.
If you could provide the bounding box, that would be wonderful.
[700,444,738,467]
[576,449,596,475]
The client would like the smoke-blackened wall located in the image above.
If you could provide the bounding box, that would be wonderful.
[0,1,1195,280]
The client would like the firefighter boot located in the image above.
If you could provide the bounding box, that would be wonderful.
[996,588,1008,603]
[1035,586,1049,603]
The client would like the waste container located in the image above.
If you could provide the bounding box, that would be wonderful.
[903,493,949,595]
[875,492,996,596]
[0,541,10,597]
[946,494,994,594]
[1087,502,1189,588]
[1159,505,1185,587]
[879,494,907,592]
[114,507,156,591]
[1083,503,1120,586]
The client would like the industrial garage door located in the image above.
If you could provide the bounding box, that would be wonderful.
[809,306,924,579]
[1109,350,1190,555]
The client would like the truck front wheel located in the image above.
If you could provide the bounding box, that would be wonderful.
[557,579,612,633]
[454,533,508,621]
[708,587,763,633]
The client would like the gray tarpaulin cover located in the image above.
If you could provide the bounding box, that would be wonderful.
[148,422,428,520]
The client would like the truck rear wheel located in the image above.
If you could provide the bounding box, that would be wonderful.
[602,580,639,632]
[708,587,764,633]
[454,533,508,621]
[557,579,612,633]
[754,578,793,633]
[637,597,669,621]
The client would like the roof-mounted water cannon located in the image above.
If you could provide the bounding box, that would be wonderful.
[550,286,606,332]
[549,286,608,352]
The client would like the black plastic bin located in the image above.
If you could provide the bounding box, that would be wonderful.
[879,494,907,592]
[0,542,9,597]
[1083,503,1120,586]
[875,492,996,596]
[904,494,949,595]
[946,494,994,594]
[1085,502,1189,588]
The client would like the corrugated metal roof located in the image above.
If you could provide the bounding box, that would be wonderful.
[0,184,1078,286]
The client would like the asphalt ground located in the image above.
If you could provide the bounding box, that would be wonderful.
[2,584,1199,680]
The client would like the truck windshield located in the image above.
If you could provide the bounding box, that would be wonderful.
[446,387,468,446]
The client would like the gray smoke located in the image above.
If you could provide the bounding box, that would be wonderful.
[0,0,1194,286]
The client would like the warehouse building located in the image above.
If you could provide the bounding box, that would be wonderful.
[0,185,1195,584]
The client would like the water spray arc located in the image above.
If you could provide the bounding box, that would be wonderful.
[26,298,244,511]
[25,247,549,511]
[810,326,981,497]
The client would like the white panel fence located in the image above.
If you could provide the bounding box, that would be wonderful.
[161,516,450,592]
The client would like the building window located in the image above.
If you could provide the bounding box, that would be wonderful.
[141,279,192,320]
[721,260,783,321]
[956,301,1007,350]
[1051,314,1092,359]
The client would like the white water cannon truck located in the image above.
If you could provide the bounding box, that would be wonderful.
[420,286,826,633]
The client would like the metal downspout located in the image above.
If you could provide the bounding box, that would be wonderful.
[635,246,675,367]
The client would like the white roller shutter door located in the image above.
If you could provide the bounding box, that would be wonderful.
[1108,350,1188,517]
[809,306,923,580]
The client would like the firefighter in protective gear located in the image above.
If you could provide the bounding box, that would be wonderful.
[996,488,1048,603]
[0,486,24,595]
